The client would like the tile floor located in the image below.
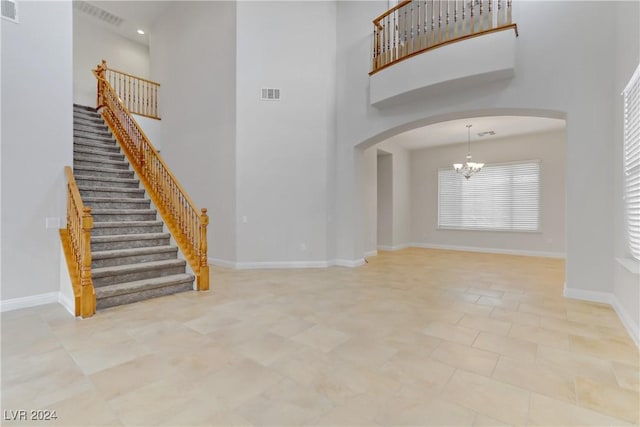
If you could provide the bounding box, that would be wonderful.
[1,248,638,426]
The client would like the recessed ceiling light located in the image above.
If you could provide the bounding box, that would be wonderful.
[137,29,145,35]
[477,131,496,137]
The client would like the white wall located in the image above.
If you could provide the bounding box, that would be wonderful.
[235,1,336,266]
[376,153,392,248]
[363,147,378,254]
[150,1,237,264]
[73,12,150,108]
[336,1,617,297]
[410,130,566,256]
[612,1,640,343]
[1,1,73,300]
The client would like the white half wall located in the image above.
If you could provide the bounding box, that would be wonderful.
[410,130,566,255]
[1,1,73,300]
[73,11,150,107]
[150,1,237,264]
[235,1,336,264]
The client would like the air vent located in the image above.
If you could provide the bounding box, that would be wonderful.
[1,0,18,22]
[73,1,123,27]
[478,131,496,137]
[261,88,281,101]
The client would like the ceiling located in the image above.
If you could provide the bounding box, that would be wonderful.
[74,1,172,45]
[390,116,566,150]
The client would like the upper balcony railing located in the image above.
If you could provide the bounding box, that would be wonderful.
[371,0,517,74]
[105,65,161,120]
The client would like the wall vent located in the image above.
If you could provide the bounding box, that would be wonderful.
[261,88,281,101]
[73,1,123,27]
[1,0,18,22]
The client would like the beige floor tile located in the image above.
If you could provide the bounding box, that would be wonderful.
[476,296,520,311]
[569,334,639,365]
[528,392,634,426]
[42,390,122,426]
[490,308,540,327]
[473,331,537,362]
[458,314,512,336]
[380,351,456,393]
[612,361,640,392]
[236,377,334,426]
[431,341,499,376]
[492,356,576,403]
[473,413,510,426]
[375,397,476,426]
[291,324,351,353]
[575,377,640,424]
[329,337,398,370]
[232,332,301,366]
[536,345,620,386]
[3,249,637,427]
[195,358,283,410]
[442,369,530,425]
[509,323,571,349]
[422,321,480,345]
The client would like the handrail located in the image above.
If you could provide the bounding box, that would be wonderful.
[371,0,517,74]
[103,61,161,120]
[93,60,210,292]
[62,166,95,318]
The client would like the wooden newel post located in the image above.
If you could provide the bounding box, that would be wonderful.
[80,207,96,317]
[197,208,210,291]
[95,59,107,110]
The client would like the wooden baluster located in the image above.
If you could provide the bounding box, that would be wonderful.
[470,0,475,34]
[506,0,511,24]
[479,0,483,31]
[488,0,493,28]
[497,0,502,26]
[80,207,95,318]
[198,208,210,291]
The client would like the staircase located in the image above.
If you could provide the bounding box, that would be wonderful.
[73,104,194,310]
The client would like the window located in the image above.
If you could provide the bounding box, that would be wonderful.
[438,161,540,231]
[623,64,640,260]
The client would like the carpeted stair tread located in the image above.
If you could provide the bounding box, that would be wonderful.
[74,155,129,168]
[90,208,156,214]
[74,165,133,176]
[92,245,177,260]
[73,132,115,143]
[84,196,148,204]
[78,185,144,195]
[73,104,97,112]
[74,147,124,159]
[92,232,170,242]
[92,259,186,278]
[74,175,138,185]
[95,273,194,298]
[92,220,163,228]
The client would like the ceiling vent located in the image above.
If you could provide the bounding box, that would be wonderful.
[261,88,281,101]
[1,0,18,22]
[477,131,496,137]
[73,1,123,27]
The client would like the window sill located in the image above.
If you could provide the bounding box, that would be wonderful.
[617,257,640,275]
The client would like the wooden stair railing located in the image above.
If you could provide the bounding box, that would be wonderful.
[104,64,161,120]
[93,60,210,292]
[61,166,96,318]
[371,0,517,74]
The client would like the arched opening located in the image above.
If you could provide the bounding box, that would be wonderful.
[358,110,567,263]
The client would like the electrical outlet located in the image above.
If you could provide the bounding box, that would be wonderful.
[45,217,60,229]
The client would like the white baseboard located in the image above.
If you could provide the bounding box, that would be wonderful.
[57,292,76,316]
[208,257,237,269]
[0,292,60,313]
[563,284,639,348]
[377,244,410,251]
[364,250,378,257]
[411,243,565,259]
[235,260,331,269]
[332,258,366,267]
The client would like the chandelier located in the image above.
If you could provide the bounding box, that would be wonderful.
[453,124,484,180]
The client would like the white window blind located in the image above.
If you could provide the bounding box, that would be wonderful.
[623,64,640,260]
[438,161,540,231]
